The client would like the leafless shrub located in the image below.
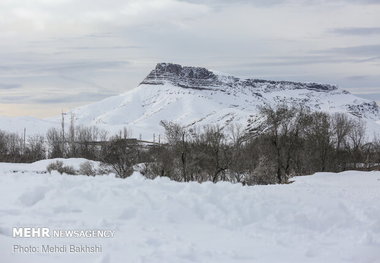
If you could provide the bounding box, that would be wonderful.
[47,161,77,175]
[79,161,96,176]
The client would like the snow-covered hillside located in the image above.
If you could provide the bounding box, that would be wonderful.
[1,63,380,139]
[68,63,380,139]
[0,161,379,263]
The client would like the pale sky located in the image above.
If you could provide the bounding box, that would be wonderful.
[0,0,379,117]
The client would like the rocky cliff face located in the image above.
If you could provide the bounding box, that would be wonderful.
[139,63,378,120]
[141,63,338,93]
[141,63,220,90]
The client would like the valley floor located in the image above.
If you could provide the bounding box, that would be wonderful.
[0,160,379,263]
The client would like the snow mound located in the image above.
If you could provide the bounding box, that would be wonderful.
[0,158,105,175]
[0,168,379,262]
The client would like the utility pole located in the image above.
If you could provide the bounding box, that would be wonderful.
[23,128,26,154]
[61,110,67,156]
[70,113,75,141]
[70,113,75,156]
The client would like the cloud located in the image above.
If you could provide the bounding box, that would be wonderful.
[0,92,116,104]
[315,45,380,57]
[0,83,22,89]
[231,53,380,68]
[345,75,370,80]
[343,75,380,88]
[240,55,354,67]
[0,0,210,35]
[0,60,130,76]
[69,45,143,50]
[35,61,130,73]
[347,0,380,3]
[34,91,117,104]
[354,93,380,101]
[178,0,285,7]
[331,27,380,35]
[180,0,380,6]
[0,95,30,103]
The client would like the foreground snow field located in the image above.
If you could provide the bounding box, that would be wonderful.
[0,160,379,263]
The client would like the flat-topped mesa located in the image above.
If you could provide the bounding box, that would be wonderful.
[140,63,222,90]
[141,62,338,92]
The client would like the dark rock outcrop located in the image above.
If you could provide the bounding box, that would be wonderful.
[141,62,338,93]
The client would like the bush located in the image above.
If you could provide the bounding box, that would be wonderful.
[47,161,77,175]
[79,161,96,176]
[101,138,138,178]
[97,163,113,175]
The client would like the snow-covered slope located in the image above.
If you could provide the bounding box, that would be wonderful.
[1,63,380,138]
[65,63,380,139]
[0,163,379,263]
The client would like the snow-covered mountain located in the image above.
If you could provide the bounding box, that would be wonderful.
[66,63,380,138]
[1,63,380,139]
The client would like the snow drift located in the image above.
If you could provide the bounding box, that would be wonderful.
[0,160,379,263]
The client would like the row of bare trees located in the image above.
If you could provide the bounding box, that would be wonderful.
[142,106,380,184]
[0,125,117,163]
[249,106,374,183]
[1,105,380,184]
[46,125,109,160]
[0,130,45,163]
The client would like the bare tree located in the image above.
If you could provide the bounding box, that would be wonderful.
[47,128,63,158]
[258,105,307,183]
[25,135,45,162]
[348,119,366,168]
[102,137,139,178]
[160,121,191,181]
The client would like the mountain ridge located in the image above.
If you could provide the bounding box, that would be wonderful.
[0,62,379,139]
[64,62,379,139]
[141,62,339,93]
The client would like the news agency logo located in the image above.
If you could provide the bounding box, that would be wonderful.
[13,227,50,238]
[12,227,115,238]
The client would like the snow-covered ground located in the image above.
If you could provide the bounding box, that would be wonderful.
[0,160,379,263]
